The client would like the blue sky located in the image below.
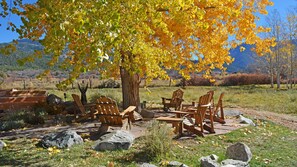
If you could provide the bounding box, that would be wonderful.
[0,0,296,43]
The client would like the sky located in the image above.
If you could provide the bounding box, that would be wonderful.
[0,0,296,43]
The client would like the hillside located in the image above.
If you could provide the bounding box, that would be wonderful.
[0,39,51,71]
[226,44,256,73]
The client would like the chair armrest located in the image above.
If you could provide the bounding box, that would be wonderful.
[169,110,196,115]
[162,97,172,104]
[200,103,212,108]
[175,98,184,101]
[120,106,136,116]
[161,97,172,100]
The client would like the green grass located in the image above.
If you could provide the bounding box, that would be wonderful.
[1,84,297,166]
[1,120,296,166]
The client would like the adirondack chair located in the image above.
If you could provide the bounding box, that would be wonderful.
[95,96,136,134]
[161,89,184,112]
[206,92,225,124]
[179,92,215,137]
[72,94,96,121]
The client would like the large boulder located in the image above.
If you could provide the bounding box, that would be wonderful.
[46,94,63,105]
[93,130,134,151]
[140,109,155,118]
[226,142,252,162]
[138,163,158,167]
[0,140,6,151]
[134,112,143,121]
[238,115,256,126]
[200,154,220,167]
[167,161,189,167]
[221,159,249,167]
[221,165,236,167]
[37,130,83,149]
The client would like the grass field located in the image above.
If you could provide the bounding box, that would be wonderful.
[1,84,297,166]
[47,85,297,115]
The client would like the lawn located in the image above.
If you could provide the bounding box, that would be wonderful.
[1,85,297,166]
[0,120,296,166]
[49,85,297,115]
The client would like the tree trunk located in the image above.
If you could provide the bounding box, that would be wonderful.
[269,56,274,88]
[270,74,274,88]
[78,82,88,105]
[120,66,141,112]
[276,71,281,89]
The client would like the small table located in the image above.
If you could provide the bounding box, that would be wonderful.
[156,117,184,137]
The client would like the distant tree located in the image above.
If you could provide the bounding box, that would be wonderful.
[284,9,297,88]
[265,9,286,89]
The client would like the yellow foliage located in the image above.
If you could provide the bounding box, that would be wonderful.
[1,0,274,84]
[47,147,61,155]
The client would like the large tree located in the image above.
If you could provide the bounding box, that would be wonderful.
[1,0,274,111]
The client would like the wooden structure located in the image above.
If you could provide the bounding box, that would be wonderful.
[161,89,184,111]
[185,92,214,136]
[95,96,136,134]
[206,92,225,124]
[72,94,96,121]
[171,92,214,137]
[156,117,184,137]
[0,89,47,112]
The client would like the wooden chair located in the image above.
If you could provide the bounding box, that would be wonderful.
[161,89,184,111]
[206,92,225,124]
[95,96,136,134]
[173,92,214,137]
[72,94,96,121]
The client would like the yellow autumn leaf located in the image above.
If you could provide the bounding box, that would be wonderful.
[240,46,246,52]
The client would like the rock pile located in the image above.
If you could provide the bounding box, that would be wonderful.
[200,142,252,167]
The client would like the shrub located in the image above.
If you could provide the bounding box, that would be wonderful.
[96,79,120,88]
[0,107,46,131]
[176,76,211,86]
[142,120,174,160]
[24,107,46,125]
[220,73,271,86]
[89,93,122,107]
[0,120,26,131]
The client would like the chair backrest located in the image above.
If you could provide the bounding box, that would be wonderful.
[171,89,184,104]
[214,92,224,113]
[72,94,86,114]
[207,90,215,106]
[194,93,212,124]
[96,96,123,126]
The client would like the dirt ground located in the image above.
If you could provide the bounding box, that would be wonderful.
[232,107,297,131]
[0,107,296,140]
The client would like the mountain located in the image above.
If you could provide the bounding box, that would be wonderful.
[226,44,256,73]
[0,39,52,71]
[3,39,292,73]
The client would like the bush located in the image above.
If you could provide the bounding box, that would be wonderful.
[175,76,211,87]
[96,79,120,88]
[0,107,46,131]
[0,120,26,131]
[24,107,46,125]
[220,73,271,86]
[142,120,174,160]
[89,93,122,107]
